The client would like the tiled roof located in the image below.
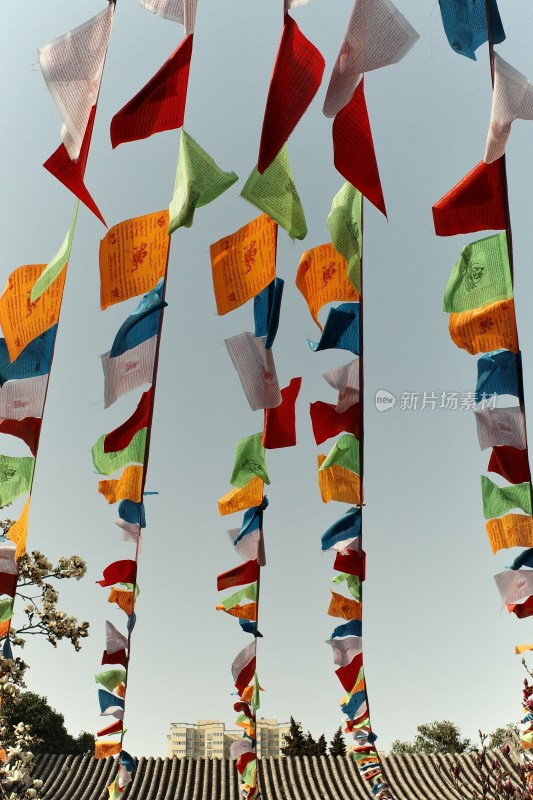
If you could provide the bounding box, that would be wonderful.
[32,751,521,800]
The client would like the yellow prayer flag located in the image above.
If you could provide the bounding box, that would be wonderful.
[95,740,122,759]
[108,587,135,616]
[218,477,264,516]
[327,590,362,621]
[486,514,533,554]
[317,455,362,504]
[0,264,66,362]
[241,685,254,703]
[98,466,144,504]
[100,211,170,310]
[7,497,30,560]
[210,215,277,315]
[216,602,257,621]
[296,243,359,329]
[515,644,533,654]
[0,621,10,639]
[116,682,127,699]
[449,299,518,355]
[0,749,7,763]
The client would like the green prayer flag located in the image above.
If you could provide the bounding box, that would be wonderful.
[240,145,307,240]
[0,455,34,508]
[319,434,360,475]
[168,130,238,234]
[332,572,362,602]
[92,428,147,476]
[0,599,13,623]
[95,669,126,692]
[31,202,78,303]
[220,582,257,610]
[230,433,270,488]
[481,475,532,519]
[443,232,512,313]
[327,182,362,293]
[120,582,140,599]
[251,671,261,712]
[241,758,257,786]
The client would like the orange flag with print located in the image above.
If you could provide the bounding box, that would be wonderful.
[7,497,30,560]
[108,587,135,615]
[296,243,359,329]
[218,477,264,516]
[0,265,66,362]
[317,455,362,504]
[486,514,533,554]
[449,299,518,355]
[100,211,170,310]
[210,215,277,315]
[98,466,144,504]
[95,740,122,759]
[216,602,257,621]
[327,590,362,621]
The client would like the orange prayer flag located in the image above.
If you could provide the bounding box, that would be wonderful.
[327,590,362,621]
[218,477,264,516]
[7,497,30,560]
[95,740,122,759]
[210,215,277,315]
[449,299,518,355]
[296,243,358,329]
[216,602,257,621]
[515,644,533,654]
[98,466,144,505]
[99,211,170,310]
[0,264,66,362]
[0,621,10,639]
[241,685,254,703]
[486,514,533,554]
[116,682,127,699]
[0,749,7,763]
[108,587,135,616]
[317,454,362,505]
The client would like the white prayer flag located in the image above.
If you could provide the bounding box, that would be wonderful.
[106,620,128,654]
[227,528,266,567]
[494,570,533,606]
[231,642,256,685]
[225,332,282,411]
[474,405,527,451]
[101,336,157,409]
[0,540,17,575]
[230,738,254,760]
[323,358,360,413]
[325,635,362,667]
[323,0,419,118]
[485,54,533,163]
[0,376,48,421]
[139,0,196,33]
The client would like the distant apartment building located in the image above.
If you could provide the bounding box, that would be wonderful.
[167,719,293,759]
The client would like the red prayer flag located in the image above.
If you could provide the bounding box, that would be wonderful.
[104,389,152,453]
[310,401,360,446]
[508,596,533,619]
[217,560,259,591]
[44,106,106,226]
[334,549,366,580]
[233,701,253,716]
[96,560,137,587]
[336,652,363,692]
[236,752,256,775]
[97,720,123,737]
[258,15,324,173]
[332,79,386,217]
[235,657,256,695]
[263,377,302,449]
[432,159,506,237]
[102,648,128,668]
[0,418,41,457]
[488,446,531,484]
[0,573,17,598]
[110,35,193,149]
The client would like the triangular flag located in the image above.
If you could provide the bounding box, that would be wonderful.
[432,160,506,236]
[0,419,41,457]
[241,145,307,240]
[258,15,324,173]
[7,497,30,560]
[31,203,78,303]
[169,130,238,233]
[111,35,193,148]
[332,79,386,216]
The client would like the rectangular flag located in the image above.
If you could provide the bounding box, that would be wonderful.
[443,233,512,312]
[102,336,157,408]
[296,243,358,329]
[225,332,282,411]
[0,455,34,507]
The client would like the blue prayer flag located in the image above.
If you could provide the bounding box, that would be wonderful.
[110,280,167,358]
[331,619,362,639]
[308,303,360,355]
[341,689,366,719]
[438,0,505,60]
[253,278,284,349]
[476,350,519,404]
[98,689,125,713]
[118,500,146,528]
[321,508,362,551]
[0,325,57,386]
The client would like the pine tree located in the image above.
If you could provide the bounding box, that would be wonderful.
[304,731,317,755]
[281,717,307,756]
[316,734,327,756]
[329,726,347,756]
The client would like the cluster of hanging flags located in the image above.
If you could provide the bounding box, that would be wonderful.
[433,0,533,784]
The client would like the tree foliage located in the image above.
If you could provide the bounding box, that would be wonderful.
[1,694,94,756]
[281,718,306,757]
[329,726,347,757]
[391,720,473,755]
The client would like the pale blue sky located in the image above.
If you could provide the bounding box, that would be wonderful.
[1,0,533,758]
